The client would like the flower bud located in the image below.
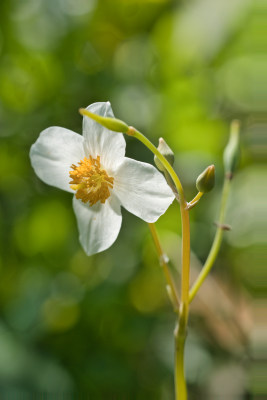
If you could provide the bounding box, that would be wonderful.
[223,120,240,176]
[196,164,215,193]
[79,108,129,133]
[154,138,175,172]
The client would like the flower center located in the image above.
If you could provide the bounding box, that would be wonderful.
[69,156,114,206]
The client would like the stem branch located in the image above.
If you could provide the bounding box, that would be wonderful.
[189,176,232,303]
[148,223,180,312]
[186,191,204,210]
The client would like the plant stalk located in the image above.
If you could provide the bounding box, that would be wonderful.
[189,176,231,303]
[148,223,180,312]
[127,127,190,400]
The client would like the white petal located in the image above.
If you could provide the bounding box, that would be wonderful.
[73,196,122,256]
[82,102,126,171]
[114,158,175,223]
[30,127,85,193]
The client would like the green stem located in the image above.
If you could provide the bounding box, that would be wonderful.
[127,127,184,202]
[175,305,187,400]
[189,176,232,303]
[127,127,190,400]
[128,127,190,305]
[175,207,190,400]
[148,223,180,312]
[186,191,204,210]
[163,170,180,202]
[180,207,190,309]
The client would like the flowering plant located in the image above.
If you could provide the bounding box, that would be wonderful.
[30,102,174,255]
[30,101,240,400]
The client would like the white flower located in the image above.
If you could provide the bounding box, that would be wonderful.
[30,102,174,255]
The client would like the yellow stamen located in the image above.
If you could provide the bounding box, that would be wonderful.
[69,156,114,206]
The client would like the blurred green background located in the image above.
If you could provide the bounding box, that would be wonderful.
[0,0,266,398]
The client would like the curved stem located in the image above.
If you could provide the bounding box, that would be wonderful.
[127,127,184,202]
[148,223,180,312]
[127,127,190,400]
[186,191,204,210]
[189,177,231,303]
[163,170,180,203]
[128,127,191,306]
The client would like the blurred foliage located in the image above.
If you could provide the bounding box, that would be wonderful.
[0,0,266,398]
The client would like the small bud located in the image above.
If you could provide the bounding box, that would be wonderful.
[154,138,175,172]
[79,108,129,133]
[196,165,215,193]
[223,120,240,176]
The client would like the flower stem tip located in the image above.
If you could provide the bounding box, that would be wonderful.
[223,120,240,177]
[79,108,129,133]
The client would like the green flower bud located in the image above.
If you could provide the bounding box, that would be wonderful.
[154,138,175,172]
[196,165,215,193]
[79,108,129,133]
[223,120,240,176]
